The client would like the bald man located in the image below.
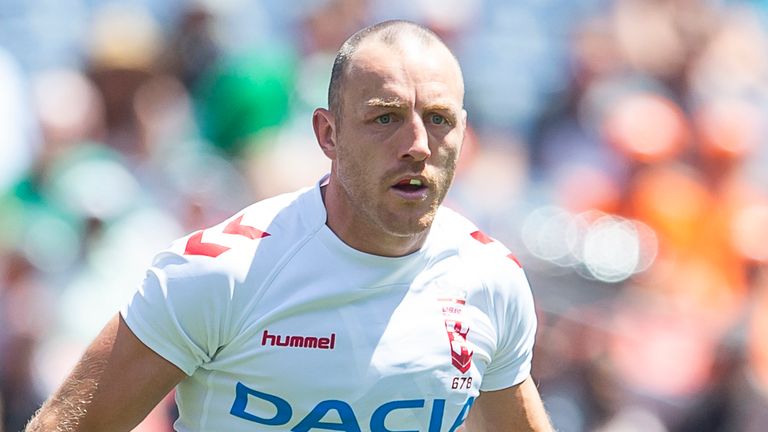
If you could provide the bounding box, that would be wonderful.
[27,20,553,432]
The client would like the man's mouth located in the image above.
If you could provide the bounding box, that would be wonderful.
[392,178,427,193]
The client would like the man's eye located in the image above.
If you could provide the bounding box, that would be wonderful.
[430,114,447,125]
[376,114,392,125]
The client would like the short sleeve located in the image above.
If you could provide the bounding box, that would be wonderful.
[479,262,538,391]
[121,250,235,376]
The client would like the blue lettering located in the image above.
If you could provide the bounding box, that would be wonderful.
[291,400,362,432]
[448,397,475,432]
[428,399,445,432]
[370,399,424,432]
[230,383,475,431]
[230,382,292,426]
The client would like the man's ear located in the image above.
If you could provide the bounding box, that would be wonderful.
[313,108,337,159]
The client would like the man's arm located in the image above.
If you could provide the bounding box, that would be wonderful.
[25,313,187,432]
[464,376,554,432]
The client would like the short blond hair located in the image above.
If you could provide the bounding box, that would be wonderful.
[327,20,459,120]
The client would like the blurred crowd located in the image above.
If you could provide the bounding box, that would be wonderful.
[2,0,768,431]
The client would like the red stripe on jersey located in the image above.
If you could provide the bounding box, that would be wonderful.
[507,253,523,268]
[471,230,523,268]
[470,230,493,244]
[184,230,230,257]
[224,215,270,239]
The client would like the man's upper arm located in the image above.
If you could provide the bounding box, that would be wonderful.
[26,314,187,432]
[465,376,553,432]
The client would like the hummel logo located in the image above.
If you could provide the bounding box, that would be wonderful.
[261,329,336,350]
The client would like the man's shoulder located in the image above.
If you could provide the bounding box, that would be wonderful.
[433,206,525,283]
[155,186,320,278]
[428,208,532,325]
[238,185,318,229]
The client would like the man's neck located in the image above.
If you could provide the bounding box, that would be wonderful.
[320,184,429,257]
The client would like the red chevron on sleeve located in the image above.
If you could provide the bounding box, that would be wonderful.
[223,215,270,239]
[184,230,231,258]
[183,215,270,258]
[470,230,522,268]
[470,230,493,244]
[506,253,522,268]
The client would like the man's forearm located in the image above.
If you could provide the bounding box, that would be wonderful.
[26,315,186,432]
[25,316,118,432]
[25,346,109,431]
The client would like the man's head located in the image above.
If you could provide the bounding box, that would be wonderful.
[327,21,464,122]
[313,20,467,256]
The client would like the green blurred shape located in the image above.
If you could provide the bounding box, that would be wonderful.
[193,49,297,156]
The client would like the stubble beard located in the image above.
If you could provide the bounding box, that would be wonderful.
[334,145,458,239]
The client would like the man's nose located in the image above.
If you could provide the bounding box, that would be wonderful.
[399,116,431,161]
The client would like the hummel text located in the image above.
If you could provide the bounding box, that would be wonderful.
[261,329,336,350]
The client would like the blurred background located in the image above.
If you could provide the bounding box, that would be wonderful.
[1,0,768,430]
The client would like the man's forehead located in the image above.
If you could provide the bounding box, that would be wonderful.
[343,40,464,100]
[348,37,460,77]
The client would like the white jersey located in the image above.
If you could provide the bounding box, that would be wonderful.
[122,179,537,432]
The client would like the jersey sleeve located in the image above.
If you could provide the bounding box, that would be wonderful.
[121,248,236,376]
[479,259,538,391]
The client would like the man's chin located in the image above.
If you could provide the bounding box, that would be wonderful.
[381,212,436,238]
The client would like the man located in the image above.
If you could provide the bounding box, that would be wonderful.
[26,20,553,431]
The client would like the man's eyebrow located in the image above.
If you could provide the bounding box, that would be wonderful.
[365,99,460,113]
[423,102,458,112]
[365,97,406,108]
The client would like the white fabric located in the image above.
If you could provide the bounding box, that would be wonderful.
[122,179,537,431]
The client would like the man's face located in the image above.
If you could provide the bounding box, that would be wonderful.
[331,39,467,239]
